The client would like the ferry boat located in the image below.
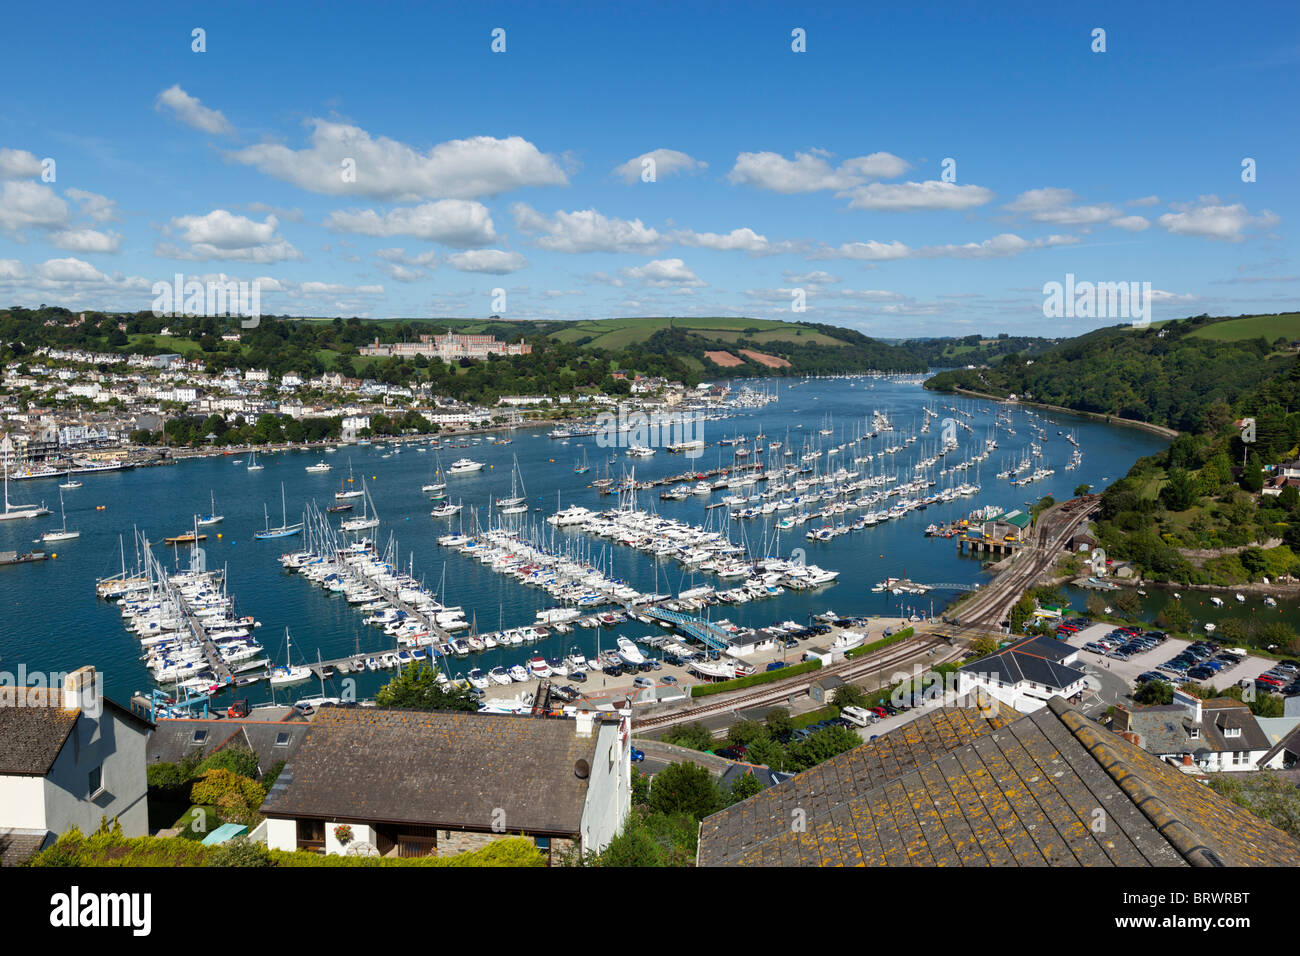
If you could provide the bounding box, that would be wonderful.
[70,459,134,475]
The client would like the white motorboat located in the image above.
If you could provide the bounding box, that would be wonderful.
[508,664,529,682]
[306,461,331,473]
[616,637,646,666]
[448,458,484,474]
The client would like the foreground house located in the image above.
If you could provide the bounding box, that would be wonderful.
[1111,690,1272,772]
[261,707,630,861]
[0,667,152,865]
[698,695,1300,866]
[954,635,1090,713]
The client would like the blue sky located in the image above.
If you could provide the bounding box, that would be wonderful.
[0,0,1295,336]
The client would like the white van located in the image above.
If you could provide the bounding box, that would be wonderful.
[840,705,873,727]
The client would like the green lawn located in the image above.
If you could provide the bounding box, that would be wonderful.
[1186,313,1300,342]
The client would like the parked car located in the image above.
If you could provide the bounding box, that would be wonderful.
[765,661,788,672]
[633,676,655,689]
[569,670,587,683]
[630,747,645,763]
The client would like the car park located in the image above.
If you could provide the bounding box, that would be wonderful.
[1136,671,1168,684]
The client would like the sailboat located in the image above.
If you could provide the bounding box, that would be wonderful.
[573,447,590,475]
[39,489,79,542]
[269,629,312,686]
[336,459,364,499]
[422,453,447,499]
[340,480,380,532]
[496,455,528,514]
[196,490,223,526]
[246,450,264,471]
[254,483,303,539]
[0,439,51,521]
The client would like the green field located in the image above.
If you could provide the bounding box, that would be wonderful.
[1186,313,1300,342]
[543,316,843,351]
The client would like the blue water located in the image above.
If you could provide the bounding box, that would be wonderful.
[0,378,1170,705]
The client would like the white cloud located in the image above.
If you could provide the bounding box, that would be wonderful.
[783,270,841,286]
[1004,188,1119,224]
[673,227,773,253]
[621,258,705,287]
[325,200,496,247]
[230,121,567,200]
[512,204,661,253]
[812,239,911,261]
[1128,195,1160,207]
[0,148,44,180]
[50,228,123,253]
[0,181,69,232]
[158,209,302,262]
[35,257,110,283]
[154,85,235,136]
[446,249,529,274]
[64,188,118,223]
[840,180,994,212]
[1109,215,1150,232]
[917,233,1079,259]
[1158,198,1279,242]
[613,148,707,184]
[813,232,1078,262]
[727,149,909,193]
[0,259,26,279]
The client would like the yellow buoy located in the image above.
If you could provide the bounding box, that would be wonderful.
[52,554,57,559]
[217,533,222,539]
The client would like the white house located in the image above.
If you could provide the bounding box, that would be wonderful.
[0,666,152,864]
[1112,691,1273,773]
[955,635,1091,714]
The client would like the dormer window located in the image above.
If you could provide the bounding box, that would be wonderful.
[1224,726,1241,738]
[1188,727,1199,739]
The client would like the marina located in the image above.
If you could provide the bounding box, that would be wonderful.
[0,376,1173,708]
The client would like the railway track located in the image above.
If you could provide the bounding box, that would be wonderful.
[955,495,1099,627]
[636,634,954,730]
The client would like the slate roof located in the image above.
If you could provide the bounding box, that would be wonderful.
[1114,699,1272,757]
[0,828,53,866]
[1260,722,1300,768]
[0,686,152,777]
[147,712,307,771]
[698,696,1300,867]
[261,708,605,835]
[0,688,78,776]
[958,637,1087,692]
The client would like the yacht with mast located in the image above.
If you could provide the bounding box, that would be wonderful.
[255,483,303,539]
[0,439,51,522]
[39,489,79,542]
[196,490,223,527]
